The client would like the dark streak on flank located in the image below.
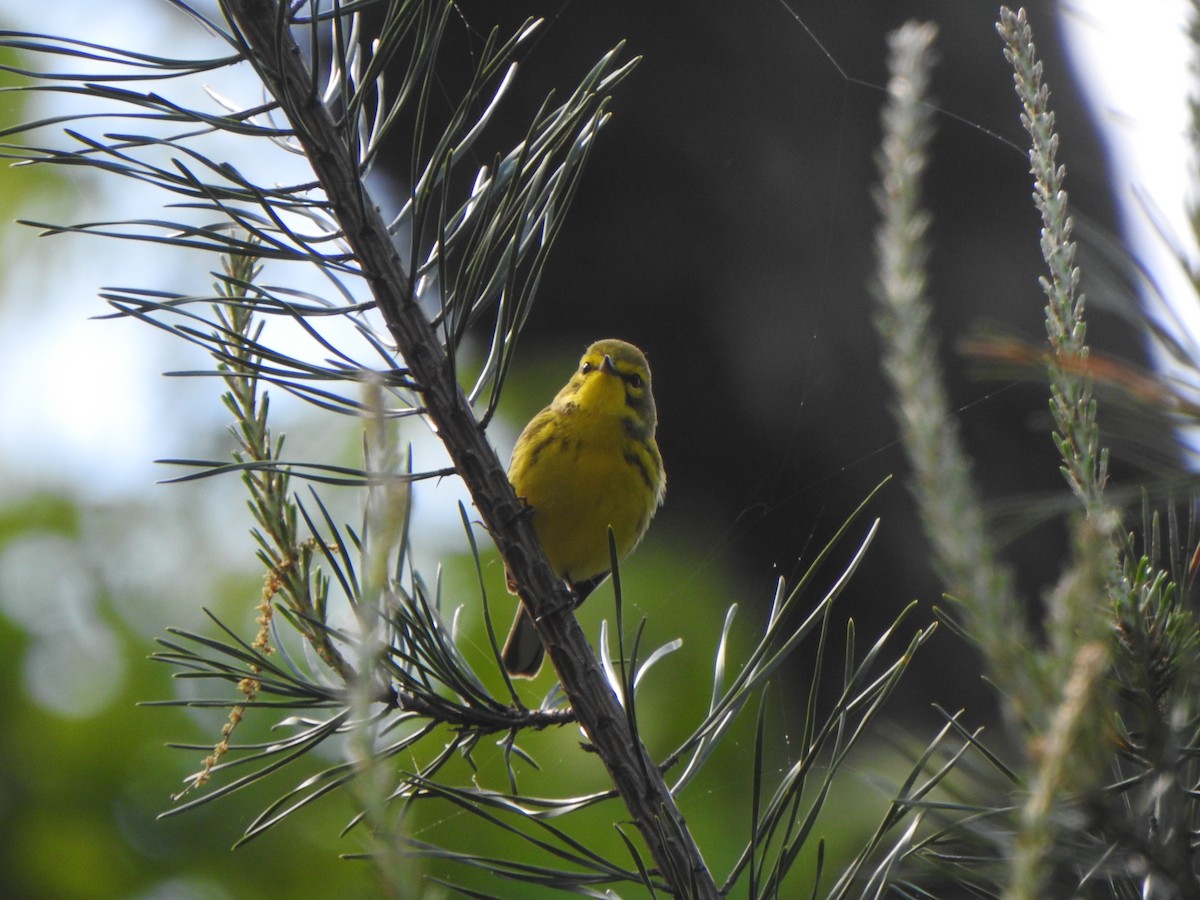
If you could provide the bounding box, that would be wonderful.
[524,432,555,469]
[622,414,651,443]
[623,448,657,492]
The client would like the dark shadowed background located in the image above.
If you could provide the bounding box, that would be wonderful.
[375,0,1161,727]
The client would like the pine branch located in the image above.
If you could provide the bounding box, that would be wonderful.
[999,6,1108,516]
[218,1,717,894]
[869,20,1042,723]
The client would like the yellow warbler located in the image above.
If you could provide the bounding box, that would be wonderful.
[502,338,666,678]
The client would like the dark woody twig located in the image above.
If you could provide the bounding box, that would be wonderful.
[218,1,717,894]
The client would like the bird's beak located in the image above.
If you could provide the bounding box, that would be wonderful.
[601,354,617,374]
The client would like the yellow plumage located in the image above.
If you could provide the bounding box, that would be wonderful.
[502,339,665,678]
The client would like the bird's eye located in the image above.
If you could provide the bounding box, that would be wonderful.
[581,361,594,374]
[628,373,643,389]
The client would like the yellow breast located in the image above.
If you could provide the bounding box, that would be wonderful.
[509,405,660,584]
